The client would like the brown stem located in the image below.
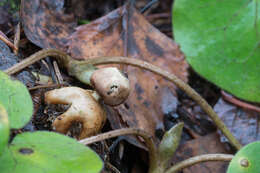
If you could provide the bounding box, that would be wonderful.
[221,90,260,113]
[14,22,21,55]
[0,32,18,52]
[146,13,170,21]
[4,49,242,149]
[79,128,157,173]
[4,49,71,75]
[105,162,121,173]
[28,83,67,91]
[165,154,233,173]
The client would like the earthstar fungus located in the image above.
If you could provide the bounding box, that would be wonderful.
[90,67,130,106]
[68,62,130,106]
[45,87,106,139]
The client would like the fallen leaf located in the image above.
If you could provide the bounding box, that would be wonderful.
[0,1,12,32]
[171,133,230,173]
[214,98,260,145]
[21,0,76,51]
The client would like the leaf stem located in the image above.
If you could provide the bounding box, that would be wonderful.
[0,32,18,52]
[4,49,71,75]
[4,49,242,150]
[164,154,233,173]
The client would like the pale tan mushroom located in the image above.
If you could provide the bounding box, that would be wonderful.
[45,87,106,139]
[90,67,130,106]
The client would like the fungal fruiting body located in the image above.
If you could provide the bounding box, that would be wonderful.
[90,67,130,106]
[68,62,130,106]
[45,87,106,139]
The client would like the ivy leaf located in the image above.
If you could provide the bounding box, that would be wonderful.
[227,141,260,173]
[0,131,103,173]
[0,71,33,128]
[172,0,260,102]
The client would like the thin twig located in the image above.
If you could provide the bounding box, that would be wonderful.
[105,162,121,173]
[14,22,21,55]
[165,154,233,173]
[140,0,158,13]
[53,60,64,84]
[4,49,242,149]
[0,31,18,52]
[221,90,260,113]
[146,13,171,21]
[4,49,70,75]
[28,83,66,91]
[79,128,157,173]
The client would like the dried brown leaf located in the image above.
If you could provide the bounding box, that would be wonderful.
[21,0,76,51]
[214,98,260,145]
[171,133,230,173]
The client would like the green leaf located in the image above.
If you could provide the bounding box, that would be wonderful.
[0,71,33,128]
[227,141,260,173]
[172,0,260,102]
[158,122,184,169]
[0,104,9,155]
[0,131,103,173]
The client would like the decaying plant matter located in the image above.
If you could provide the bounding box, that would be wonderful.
[5,48,242,149]
[79,124,234,173]
[45,87,106,139]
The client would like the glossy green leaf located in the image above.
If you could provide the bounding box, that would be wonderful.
[227,141,260,173]
[158,122,184,169]
[0,131,103,173]
[172,0,260,102]
[0,104,9,155]
[0,71,33,128]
